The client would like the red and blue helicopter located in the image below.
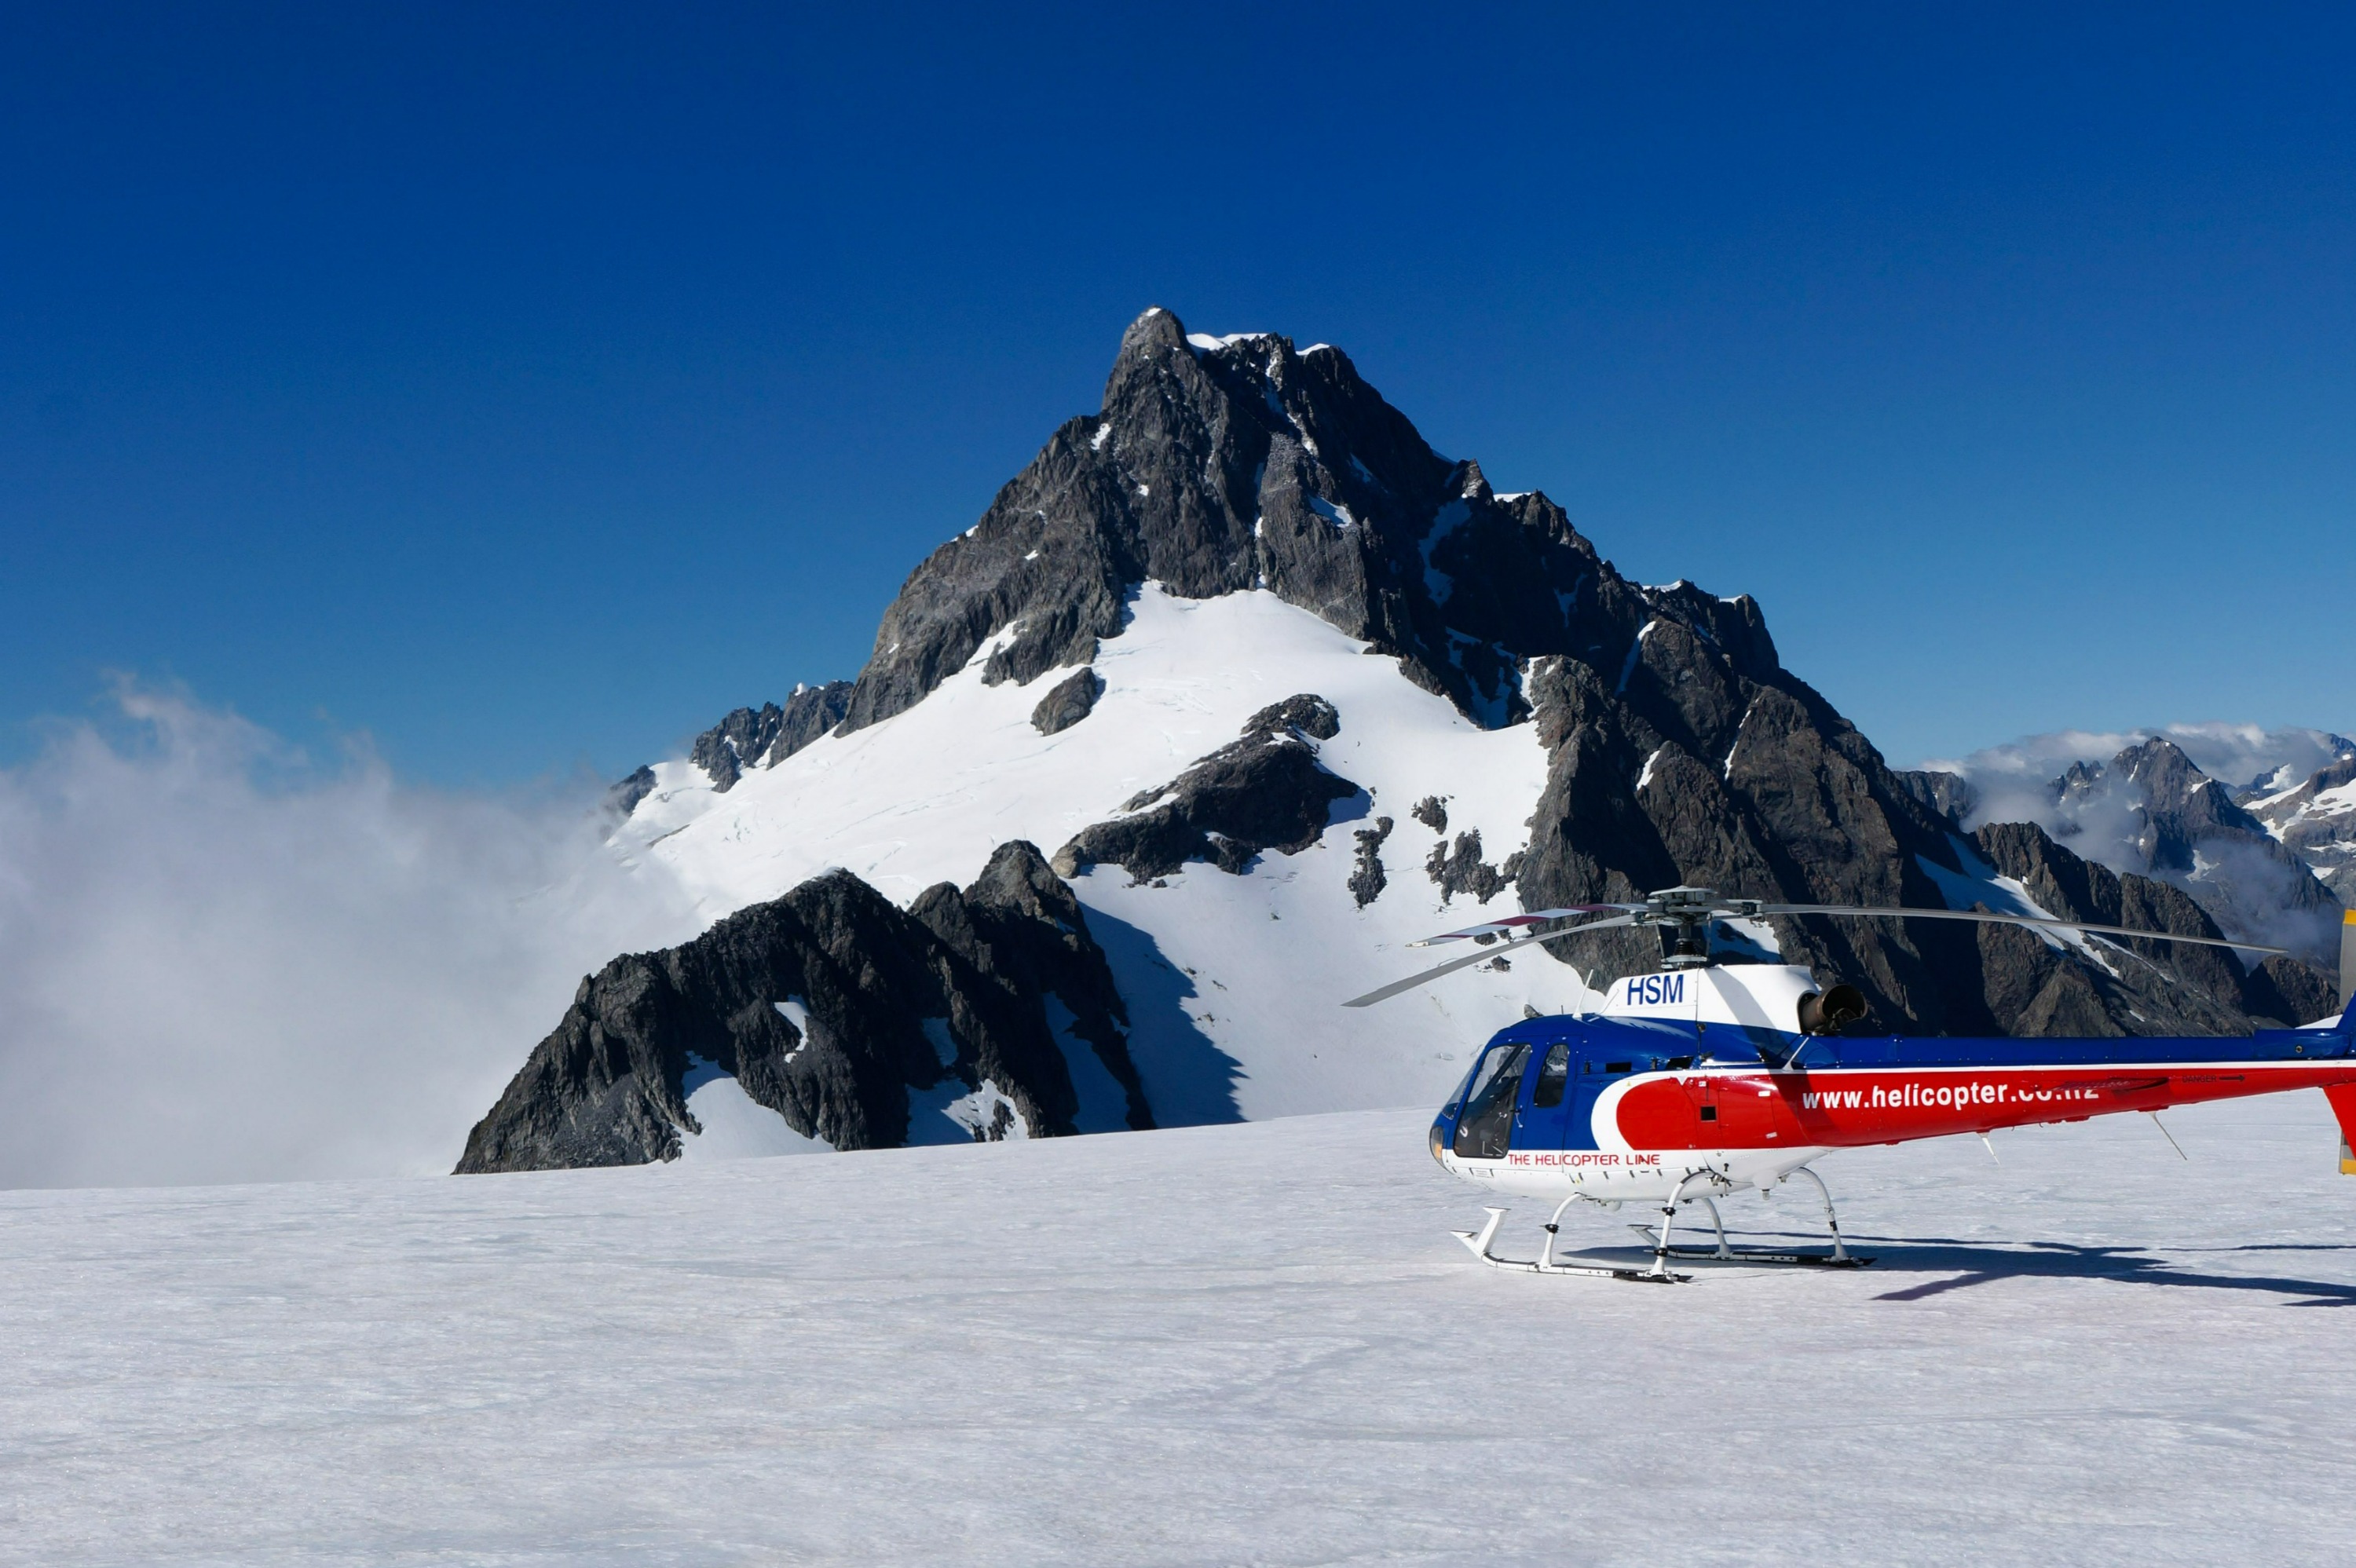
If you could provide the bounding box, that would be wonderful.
[1346,889,2356,1282]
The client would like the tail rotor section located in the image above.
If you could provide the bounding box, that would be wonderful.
[2338,912,2355,1176]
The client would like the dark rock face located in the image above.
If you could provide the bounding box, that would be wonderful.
[836,308,1728,736]
[1963,821,2321,1033]
[455,842,1148,1172]
[1053,695,1358,883]
[1030,667,1103,736]
[607,766,657,819]
[1349,817,1394,908]
[1426,831,1523,905]
[2245,955,2340,1029]
[1895,769,1976,827]
[688,681,855,791]
[1509,627,1980,1028]
[1410,795,1449,834]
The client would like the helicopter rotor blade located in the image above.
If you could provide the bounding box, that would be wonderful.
[1754,903,2286,956]
[1343,916,1639,1008]
[1407,905,1648,948]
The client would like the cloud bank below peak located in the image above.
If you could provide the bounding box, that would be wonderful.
[0,685,700,1190]
[1922,722,2355,799]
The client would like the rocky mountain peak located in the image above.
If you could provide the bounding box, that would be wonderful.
[658,306,1818,802]
[830,305,1824,746]
[2113,736,2266,851]
[1116,303,1187,355]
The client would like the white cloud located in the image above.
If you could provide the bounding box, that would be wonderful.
[0,685,700,1190]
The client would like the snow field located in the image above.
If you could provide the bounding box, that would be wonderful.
[5,1091,2354,1565]
[619,586,1597,1125]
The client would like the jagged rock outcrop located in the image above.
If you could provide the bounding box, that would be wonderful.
[607,765,657,819]
[688,681,854,791]
[1509,620,1988,1030]
[1030,667,1102,735]
[1052,695,1357,883]
[1426,831,1522,905]
[1895,768,1976,827]
[837,308,1706,736]
[456,842,1148,1172]
[1349,817,1394,907]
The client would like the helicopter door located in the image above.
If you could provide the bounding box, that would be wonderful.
[1567,1061,1608,1150]
[1512,1041,1576,1150]
[1451,1042,1531,1160]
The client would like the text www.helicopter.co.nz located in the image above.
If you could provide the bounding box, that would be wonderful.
[1797,1081,2102,1112]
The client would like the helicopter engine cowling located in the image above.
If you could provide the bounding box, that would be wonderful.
[1797,983,1868,1035]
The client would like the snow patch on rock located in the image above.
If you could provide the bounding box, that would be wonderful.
[677,1054,832,1160]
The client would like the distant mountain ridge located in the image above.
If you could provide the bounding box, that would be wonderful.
[2248,752,2356,903]
[1908,727,2352,959]
[467,308,2343,1171]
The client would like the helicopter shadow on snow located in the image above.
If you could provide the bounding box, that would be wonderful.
[1540,1229,2356,1307]
[1075,903,1247,1128]
[1842,1237,2356,1308]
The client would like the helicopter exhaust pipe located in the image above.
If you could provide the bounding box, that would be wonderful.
[1797,984,1868,1036]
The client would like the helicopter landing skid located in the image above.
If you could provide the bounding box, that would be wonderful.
[1624,1180,1874,1268]
[1452,1207,1692,1283]
[1624,1227,1875,1269]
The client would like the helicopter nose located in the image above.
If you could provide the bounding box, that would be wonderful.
[1429,1120,1447,1164]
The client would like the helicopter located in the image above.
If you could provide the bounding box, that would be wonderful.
[1344,888,2356,1282]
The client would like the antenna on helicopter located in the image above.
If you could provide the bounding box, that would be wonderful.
[1341,885,2288,1009]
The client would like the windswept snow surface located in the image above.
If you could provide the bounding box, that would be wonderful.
[615,586,1586,1123]
[5,1097,2355,1564]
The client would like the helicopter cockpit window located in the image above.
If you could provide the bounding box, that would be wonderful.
[1531,1042,1570,1109]
[1451,1042,1530,1160]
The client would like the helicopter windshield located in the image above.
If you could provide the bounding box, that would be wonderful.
[1451,1040,1530,1160]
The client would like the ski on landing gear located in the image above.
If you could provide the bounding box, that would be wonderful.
[1452,1207,1689,1283]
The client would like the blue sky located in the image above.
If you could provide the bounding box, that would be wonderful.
[4,2,2351,785]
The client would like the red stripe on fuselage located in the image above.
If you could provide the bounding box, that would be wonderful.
[1611,1063,2356,1151]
